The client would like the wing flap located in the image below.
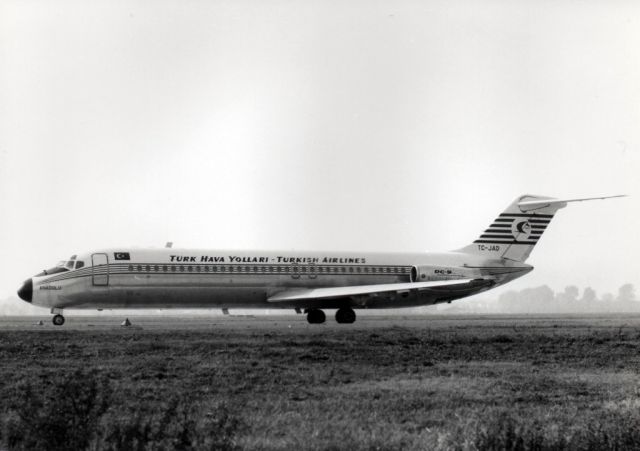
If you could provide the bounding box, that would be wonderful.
[267,279,474,302]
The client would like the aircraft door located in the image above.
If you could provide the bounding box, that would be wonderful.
[91,253,109,286]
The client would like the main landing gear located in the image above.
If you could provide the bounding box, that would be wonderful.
[305,308,357,324]
[306,309,326,324]
[335,307,356,324]
[51,308,65,326]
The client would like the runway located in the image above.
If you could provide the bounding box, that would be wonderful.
[2,312,638,331]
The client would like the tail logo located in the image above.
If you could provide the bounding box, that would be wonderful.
[512,220,532,239]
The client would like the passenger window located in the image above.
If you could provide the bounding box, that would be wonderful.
[349,267,354,273]
[76,261,85,269]
[146,265,150,271]
[341,267,346,273]
[171,266,176,272]
[163,265,168,272]
[137,265,142,271]
[128,264,133,271]
[188,266,193,272]
[154,265,159,271]
[180,266,185,272]
[357,267,362,273]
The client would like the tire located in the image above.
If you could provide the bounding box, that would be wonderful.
[306,309,326,324]
[335,308,356,324]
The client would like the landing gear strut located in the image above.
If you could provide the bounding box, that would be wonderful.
[306,309,326,324]
[52,314,65,326]
[335,307,356,324]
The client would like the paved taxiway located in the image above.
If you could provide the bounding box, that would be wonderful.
[2,313,639,332]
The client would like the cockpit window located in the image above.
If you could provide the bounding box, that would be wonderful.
[36,259,75,276]
[36,266,68,277]
[75,261,84,269]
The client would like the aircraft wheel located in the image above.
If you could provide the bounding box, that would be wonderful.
[335,308,356,324]
[306,309,326,324]
[52,314,65,326]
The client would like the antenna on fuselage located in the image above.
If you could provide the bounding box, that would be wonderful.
[165,242,173,248]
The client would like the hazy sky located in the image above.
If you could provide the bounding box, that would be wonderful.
[1,0,639,304]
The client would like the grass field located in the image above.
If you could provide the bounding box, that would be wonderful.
[1,314,639,450]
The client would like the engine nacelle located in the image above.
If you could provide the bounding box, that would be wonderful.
[410,265,474,282]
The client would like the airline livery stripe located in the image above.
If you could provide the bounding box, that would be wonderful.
[483,230,542,236]
[474,240,539,245]
[40,263,413,284]
[478,237,540,242]
[493,218,551,224]
[499,213,554,218]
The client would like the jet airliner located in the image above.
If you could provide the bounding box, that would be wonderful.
[17,194,624,325]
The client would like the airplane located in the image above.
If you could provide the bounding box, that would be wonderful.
[17,194,625,326]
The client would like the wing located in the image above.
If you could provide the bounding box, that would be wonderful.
[267,279,476,302]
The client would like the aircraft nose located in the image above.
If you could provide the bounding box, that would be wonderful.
[17,279,33,303]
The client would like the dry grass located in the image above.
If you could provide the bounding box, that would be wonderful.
[0,314,639,450]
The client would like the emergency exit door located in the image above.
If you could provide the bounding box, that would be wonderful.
[92,253,109,286]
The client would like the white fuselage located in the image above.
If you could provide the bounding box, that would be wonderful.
[27,248,532,311]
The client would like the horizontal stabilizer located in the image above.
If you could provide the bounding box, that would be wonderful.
[459,193,627,263]
[267,279,473,302]
[518,195,627,212]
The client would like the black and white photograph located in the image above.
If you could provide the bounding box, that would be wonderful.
[1,0,639,449]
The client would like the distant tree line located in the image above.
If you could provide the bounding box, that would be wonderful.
[448,283,639,314]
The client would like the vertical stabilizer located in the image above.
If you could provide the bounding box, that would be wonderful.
[456,194,619,262]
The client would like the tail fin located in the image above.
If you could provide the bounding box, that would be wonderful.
[457,194,626,262]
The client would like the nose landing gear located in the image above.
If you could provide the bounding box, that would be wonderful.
[51,308,65,326]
